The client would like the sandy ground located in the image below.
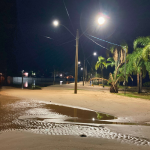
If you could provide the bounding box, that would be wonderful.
[2,84,150,123]
[0,83,150,149]
[0,131,149,150]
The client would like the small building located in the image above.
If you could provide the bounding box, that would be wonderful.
[90,77,108,85]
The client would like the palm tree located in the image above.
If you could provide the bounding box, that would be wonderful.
[133,36,150,93]
[134,36,150,62]
[106,57,126,93]
[109,42,128,72]
[95,56,106,86]
[106,43,128,93]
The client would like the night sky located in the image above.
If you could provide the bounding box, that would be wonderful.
[1,0,150,78]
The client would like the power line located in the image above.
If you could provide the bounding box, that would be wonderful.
[87,34,126,48]
[85,35,109,50]
[57,39,75,46]
[63,0,75,32]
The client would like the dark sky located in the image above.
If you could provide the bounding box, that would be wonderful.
[1,0,150,76]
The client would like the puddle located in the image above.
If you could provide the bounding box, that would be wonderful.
[33,103,116,124]
[18,103,150,126]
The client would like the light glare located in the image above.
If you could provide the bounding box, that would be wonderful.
[53,20,59,26]
[92,118,95,121]
[98,17,105,25]
[93,52,97,56]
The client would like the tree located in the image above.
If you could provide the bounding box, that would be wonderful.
[107,57,126,93]
[126,36,150,93]
[109,42,128,72]
[95,56,106,86]
[106,43,128,93]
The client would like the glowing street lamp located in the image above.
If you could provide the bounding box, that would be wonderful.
[52,20,78,94]
[83,52,97,86]
[52,15,105,93]
[93,52,97,56]
[53,20,59,26]
[78,61,81,65]
[98,17,105,25]
[81,68,83,70]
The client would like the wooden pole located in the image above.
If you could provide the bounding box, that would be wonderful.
[74,29,79,94]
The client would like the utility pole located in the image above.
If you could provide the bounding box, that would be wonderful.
[74,29,79,94]
[84,59,86,84]
[124,48,127,95]
[22,70,24,89]
[53,69,55,85]
[83,57,85,86]
[85,61,87,84]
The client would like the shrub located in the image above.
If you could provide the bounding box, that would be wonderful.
[143,82,150,87]
[31,85,41,90]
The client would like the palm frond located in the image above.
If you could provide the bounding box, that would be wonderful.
[142,42,150,61]
[133,36,150,50]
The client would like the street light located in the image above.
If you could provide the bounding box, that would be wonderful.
[53,20,59,26]
[52,20,78,94]
[52,15,104,92]
[93,52,97,56]
[78,61,81,65]
[22,70,24,89]
[81,68,83,70]
[98,17,105,25]
[83,52,97,86]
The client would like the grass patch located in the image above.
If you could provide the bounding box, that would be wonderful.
[117,92,150,100]
[31,85,41,90]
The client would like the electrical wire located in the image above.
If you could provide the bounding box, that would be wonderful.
[63,0,75,32]
[85,34,109,50]
[87,34,126,48]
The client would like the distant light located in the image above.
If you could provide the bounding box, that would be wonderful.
[24,81,28,88]
[78,61,81,65]
[24,72,28,77]
[92,118,95,121]
[53,20,59,26]
[81,68,83,70]
[93,52,97,56]
[98,17,105,25]
[60,74,62,77]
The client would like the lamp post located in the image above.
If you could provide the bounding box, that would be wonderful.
[124,47,127,95]
[74,29,79,93]
[22,70,24,89]
[82,16,105,86]
[53,20,79,93]
[83,52,97,86]
[52,16,104,92]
